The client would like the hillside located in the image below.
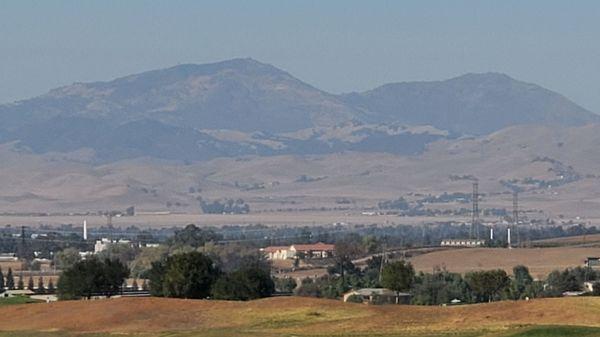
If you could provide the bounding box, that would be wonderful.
[342,72,598,135]
[0,58,357,134]
[409,247,599,279]
[4,124,600,216]
[2,297,600,336]
[0,59,597,163]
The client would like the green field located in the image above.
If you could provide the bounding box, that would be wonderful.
[0,296,41,307]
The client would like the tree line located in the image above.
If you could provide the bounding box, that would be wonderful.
[0,266,55,294]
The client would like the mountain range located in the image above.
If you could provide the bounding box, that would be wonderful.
[0,58,596,163]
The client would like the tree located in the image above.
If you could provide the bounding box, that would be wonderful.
[381,260,415,293]
[129,245,168,278]
[97,243,139,266]
[27,276,34,291]
[274,277,297,293]
[0,267,4,291]
[507,265,533,300]
[465,269,510,302]
[212,266,275,301]
[411,269,470,305]
[37,277,45,294]
[17,275,24,290]
[334,234,364,285]
[148,252,219,299]
[131,279,139,290]
[47,279,55,293]
[53,248,82,270]
[169,224,221,248]
[5,268,14,290]
[57,257,129,300]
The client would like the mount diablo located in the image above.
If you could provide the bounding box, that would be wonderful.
[0,58,596,162]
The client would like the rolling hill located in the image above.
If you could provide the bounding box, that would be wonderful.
[341,72,598,135]
[1,296,600,336]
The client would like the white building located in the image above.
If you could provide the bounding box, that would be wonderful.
[261,243,335,260]
[440,239,485,247]
[94,238,132,254]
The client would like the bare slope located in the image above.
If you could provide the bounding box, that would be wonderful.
[409,247,597,279]
[4,124,600,217]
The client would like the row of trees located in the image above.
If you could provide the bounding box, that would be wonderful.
[0,267,56,293]
[57,258,129,300]
[296,253,600,305]
[147,251,274,300]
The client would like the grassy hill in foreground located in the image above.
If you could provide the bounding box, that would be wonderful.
[2,297,600,336]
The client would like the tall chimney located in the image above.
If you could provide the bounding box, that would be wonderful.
[83,220,88,241]
[507,227,512,249]
[490,227,494,241]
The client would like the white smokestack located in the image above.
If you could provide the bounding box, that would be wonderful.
[83,220,88,241]
[507,227,512,249]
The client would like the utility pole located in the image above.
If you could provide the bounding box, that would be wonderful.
[19,226,26,260]
[378,242,387,283]
[513,191,520,247]
[471,181,480,240]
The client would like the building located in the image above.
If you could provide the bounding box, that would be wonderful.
[261,242,335,260]
[0,253,18,262]
[94,238,132,254]
[440,239,485,247]
[1,289,34,298]
[343,288,411,305]
[261,246,293,260]
[585,257,600,268]
[289,243,335,259]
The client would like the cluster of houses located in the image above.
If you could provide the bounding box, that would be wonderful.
[261,242,336,260]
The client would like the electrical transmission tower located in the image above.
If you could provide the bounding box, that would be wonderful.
[513,190,521,246]
[471,181,480,240]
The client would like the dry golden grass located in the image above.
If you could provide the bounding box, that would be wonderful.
[533,233,600,246]
[2,296,600,336]
[410,247,598,279]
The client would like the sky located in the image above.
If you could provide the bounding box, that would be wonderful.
[1,1,599,112]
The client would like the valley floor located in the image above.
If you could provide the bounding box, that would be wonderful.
[1,296,600,337]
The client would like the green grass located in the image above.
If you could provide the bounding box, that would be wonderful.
[503,325,600,337]
[0,295,41,307]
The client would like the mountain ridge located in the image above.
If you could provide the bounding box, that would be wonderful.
[0,58,596,162]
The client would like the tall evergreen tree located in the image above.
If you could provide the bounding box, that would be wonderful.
[6,268,14,290]
[47,279,55,293]
[37,277,45,294]
[27,276,35,291]
[17,275,24,290]
[0,267,5,291]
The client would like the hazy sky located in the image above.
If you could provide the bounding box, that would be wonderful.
[1,1,599,112]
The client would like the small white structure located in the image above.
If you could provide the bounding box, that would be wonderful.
[343,288,411,304]
[261,243,335,260]
[1,289,34,298]
[261,246,293,260]
[0,253,17,262]
[440,239,485,247]
[94,238,132,254]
